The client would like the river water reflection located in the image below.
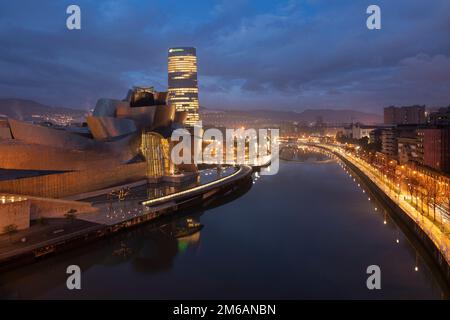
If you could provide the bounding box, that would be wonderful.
[0,154,447,299]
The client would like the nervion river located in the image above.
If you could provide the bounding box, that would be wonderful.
[0,153,447,299]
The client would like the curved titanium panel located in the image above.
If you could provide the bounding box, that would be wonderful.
[174,111,188,125]
[152,105,175,129]
[93,98,129,117]
[86,116,137,140]
[8,119,94,150]
[116,105,157,130]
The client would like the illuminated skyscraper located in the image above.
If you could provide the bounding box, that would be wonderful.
[168,47,199,126]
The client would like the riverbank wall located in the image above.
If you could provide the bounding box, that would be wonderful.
[325,147,450,287]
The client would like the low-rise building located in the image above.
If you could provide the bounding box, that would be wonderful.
[396,125,421,165]
[381,128,398,159]
[397,136,419,165]
[417,127,450,173]
[351,123,377,140]
[369,128,382,144]
[341,123,378,140]
[429,106,450,125]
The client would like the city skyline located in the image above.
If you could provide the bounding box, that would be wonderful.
[0,0,450,113]
[1,0,450,304]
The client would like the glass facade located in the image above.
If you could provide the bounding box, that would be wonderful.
[168,47,200,126]
[140,131,171,178]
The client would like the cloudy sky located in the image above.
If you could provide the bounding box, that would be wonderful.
[0,0,449,113]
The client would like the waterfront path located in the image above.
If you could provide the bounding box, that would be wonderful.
[315,143,450,265]
[0,166,252,264]
[0,219,101,261]
[77,166,250,225]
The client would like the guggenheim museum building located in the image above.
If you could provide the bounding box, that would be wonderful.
[0,86,197,199]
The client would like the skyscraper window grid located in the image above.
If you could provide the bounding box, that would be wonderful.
[168,47,200,125]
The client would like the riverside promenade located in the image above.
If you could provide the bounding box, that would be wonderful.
[310,143,450,284]
[0,165,252,269]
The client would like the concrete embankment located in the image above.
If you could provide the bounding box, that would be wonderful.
[321,147,450,287]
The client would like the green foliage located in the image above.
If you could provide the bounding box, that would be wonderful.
[3,224,18,242]
[64,209,78,223]
[3,224,18,234]
[36,217,47,225]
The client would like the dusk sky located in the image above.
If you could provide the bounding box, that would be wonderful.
[1,0,450,113]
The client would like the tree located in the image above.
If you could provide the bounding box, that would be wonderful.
[359,136,369,150]
[36,217,47,225]
[3,224,18,243]
[64,209,78,223]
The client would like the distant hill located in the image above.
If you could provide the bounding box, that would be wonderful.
[0,98,382,125]
[202,108,382,124]
[0,98,86,121]
[293,109,382,124]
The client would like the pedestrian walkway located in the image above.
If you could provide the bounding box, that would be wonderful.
[318,143,450,265]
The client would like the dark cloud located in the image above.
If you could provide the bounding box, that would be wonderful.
[0,0,449,112]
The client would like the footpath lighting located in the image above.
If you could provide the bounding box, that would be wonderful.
[306,142,450,263]
[142,166,245,206]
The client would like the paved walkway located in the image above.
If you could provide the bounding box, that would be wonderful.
[317,143,450,265]
[0,218,100,260]
[0,166,250,262]
[77,166,245,225]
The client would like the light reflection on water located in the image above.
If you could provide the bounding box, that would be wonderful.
[0,154,447,299]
